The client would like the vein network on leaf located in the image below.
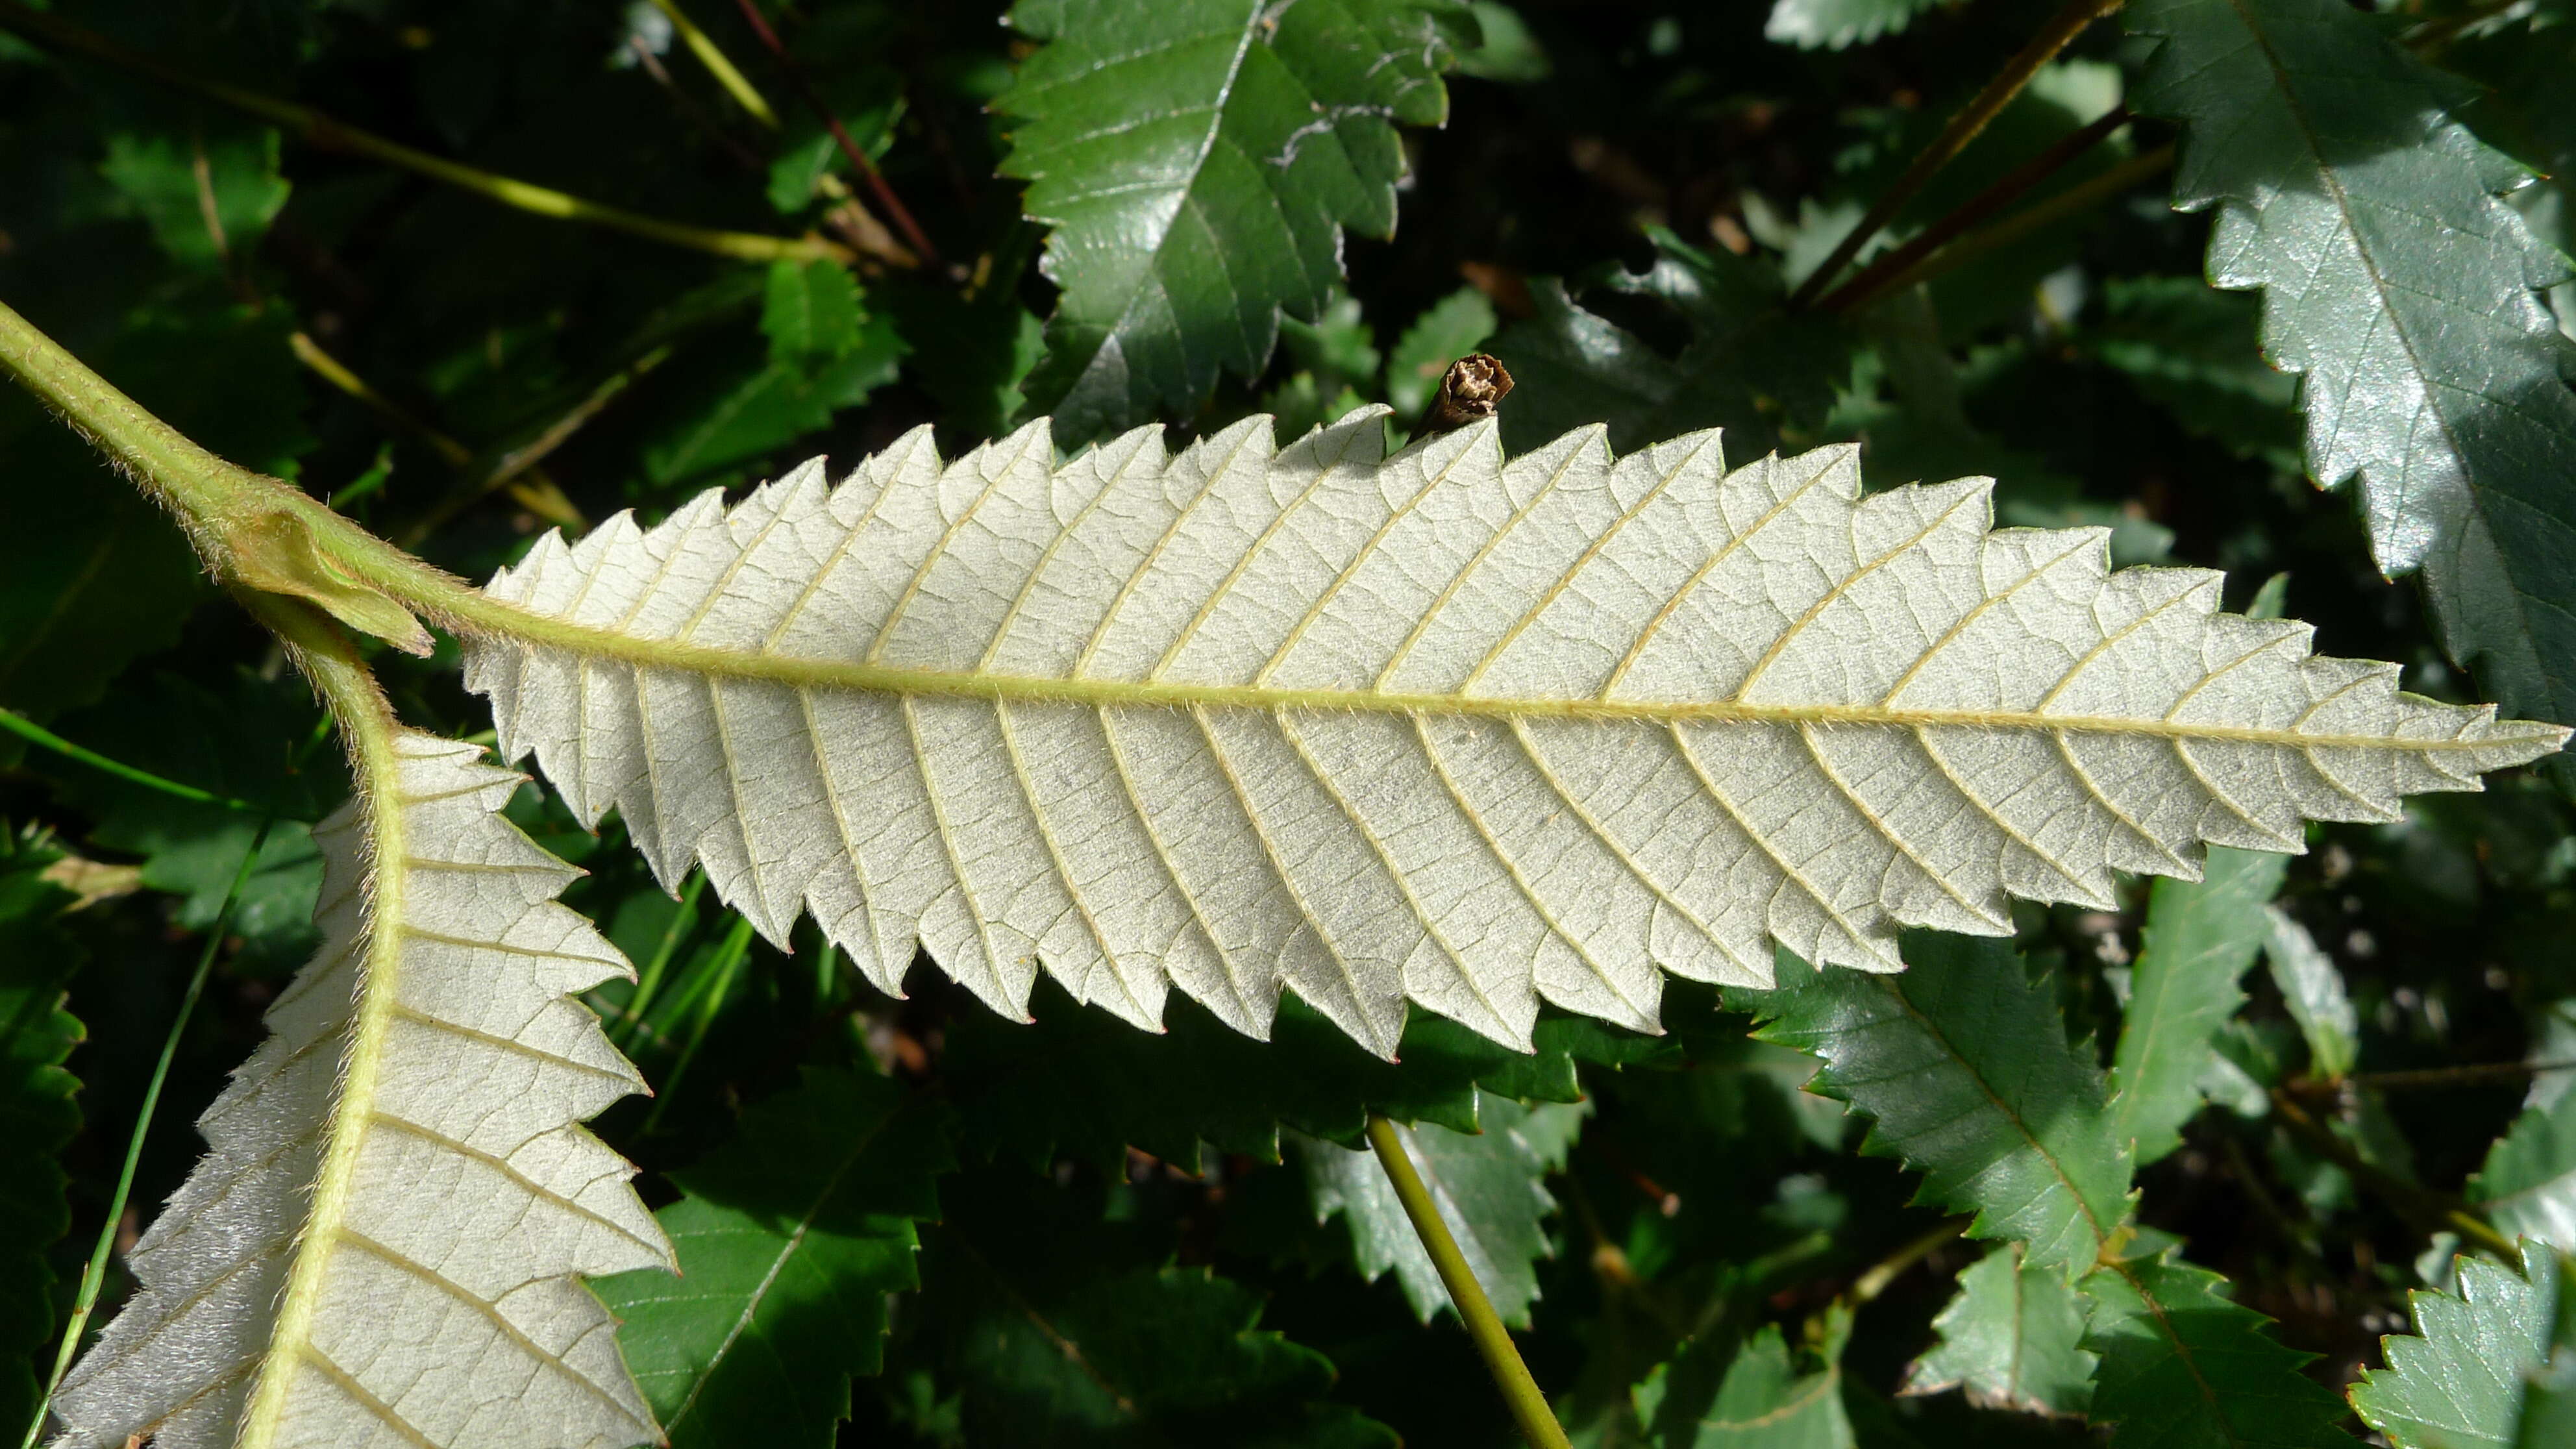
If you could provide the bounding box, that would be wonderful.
[455,406,2562,1062]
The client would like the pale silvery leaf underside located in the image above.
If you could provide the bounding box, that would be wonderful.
[51,733,669,1449]
[460,408,2564,1058]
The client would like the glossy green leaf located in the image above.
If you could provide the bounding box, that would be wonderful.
[2129,0,2576,754]
[2351,1242,2558,1449]
[2081,1238,2355,1448]
[2107,846,2292,1168]
[595,1069,954,1449]
[1297,1091,1584,1326]
[1902,1242,2095,1417]
[1739,935,2131,1279]
[998,0,1469,441]
[2470,1090,2576,1252]
[0,834,83,1441]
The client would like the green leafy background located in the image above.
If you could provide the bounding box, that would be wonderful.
[6,0,2576,1444]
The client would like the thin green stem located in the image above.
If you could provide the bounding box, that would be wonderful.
[288,332,585,535]
[2350,1059,2576,1091]
[394,344,669,545]
[813,939,842,1014]
[0,1,846,267]
[617,871,707,1048]
[647,0,780,129]
[1789,0,2123,307]
[1846,1218,1966,1306]
[1365,1117,1572,1449]
[0,704,262,813]
[643,915,756,1131]
[21,815,275,1449]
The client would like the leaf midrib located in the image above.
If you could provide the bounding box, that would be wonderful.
[440,597,2526,751]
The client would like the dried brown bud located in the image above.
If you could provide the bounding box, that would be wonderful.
[1420,353,1515,437]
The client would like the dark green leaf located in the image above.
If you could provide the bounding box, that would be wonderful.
[1644,1322,1853,1448]
[2080,1237,2355,1448]
[1763,0,1944,51]
[926,1252,1396,1448]
[998,0,1469,442]
[2107,847,2292,1169]
[0,834,83,1440]
[761,260,867,365]
[1901,1243,2095,1417]
[945,978,1672,1171]
[595,1068,955,1449]
[1490,232,1846,460]
[880,230,1048,443]
[2129,0,2576,751]
[642,316,906,487]
[95,121,288,271]
[2079,277,2303,473]
[38,671,345,967]
[1296,1091,1583,1326]
[2351,1242,2558,1449]
[1739,936,2131,1278]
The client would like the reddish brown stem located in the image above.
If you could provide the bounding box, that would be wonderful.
[1814,106,2130,314]
[1789,0,2123,307]
[728,0,945,271]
